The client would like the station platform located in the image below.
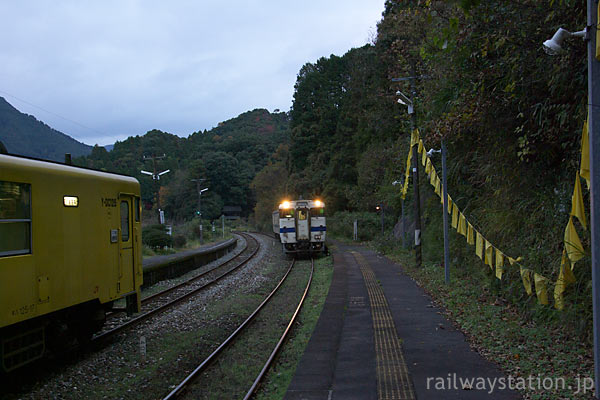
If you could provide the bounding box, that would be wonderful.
[284,242,521,400]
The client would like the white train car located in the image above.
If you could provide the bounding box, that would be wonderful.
[272,199,326,256]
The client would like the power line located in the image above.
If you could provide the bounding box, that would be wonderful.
[0,89,123,144]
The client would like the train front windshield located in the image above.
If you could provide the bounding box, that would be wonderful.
[310,207,325,217]
[279,209,293,218]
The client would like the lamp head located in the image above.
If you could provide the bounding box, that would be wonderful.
[543,27,586,55]
[396,90,412,106]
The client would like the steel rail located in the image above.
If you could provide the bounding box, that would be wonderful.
[243,257,314,400]
[162,258,297,400]
[93,232,261,342]
[107,234,252,317]
[140,233,253,304]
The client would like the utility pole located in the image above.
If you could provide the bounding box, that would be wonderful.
[393,66,424,267]
[586,1,600,396]
[401,198,406,248]
[542,8,599,394]
[191,179,208,243]
[409,71,422,268]
[378,203,385,236]
[441,142,450,283]
[141,154,169,224]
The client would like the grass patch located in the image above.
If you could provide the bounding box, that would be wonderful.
[254,256,334,400]
[183,259,319,399]
[142,234,235,259]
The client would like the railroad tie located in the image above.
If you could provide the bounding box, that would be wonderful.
[351,252,415,400]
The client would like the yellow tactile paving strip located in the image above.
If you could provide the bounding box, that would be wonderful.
[352,251,415,400]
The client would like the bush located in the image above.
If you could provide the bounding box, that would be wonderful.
[142,224,173,248]
[328,211,395,241]
[173,234,187,248]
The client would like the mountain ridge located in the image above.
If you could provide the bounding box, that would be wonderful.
[0,96,92,161]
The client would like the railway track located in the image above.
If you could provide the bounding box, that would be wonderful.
[162,257,314,400]
[94,232,261,342]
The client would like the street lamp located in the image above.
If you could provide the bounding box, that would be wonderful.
[140,169,170,224]
[428,145,450,284]
[395,81,423,267]
[141,169,170,180]
[543,27,586,55]
[191,180,209,243]
[396,90,414,114]
[543,9,599,397]
[375,204,384,236]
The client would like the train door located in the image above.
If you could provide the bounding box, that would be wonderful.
[118,195,135,294]
[296,208,310,240]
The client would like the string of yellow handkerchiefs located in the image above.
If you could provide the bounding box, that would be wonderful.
[400,123,590,309]
[554,117,590,310]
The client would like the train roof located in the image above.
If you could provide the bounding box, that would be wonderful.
[0,152,139,185]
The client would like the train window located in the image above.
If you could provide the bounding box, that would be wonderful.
[310,207,325,217]
[120,201,130,241]
[279,209,293,218]
[297,210,307,220]
[135,197,141,222]
[0,181,31,257]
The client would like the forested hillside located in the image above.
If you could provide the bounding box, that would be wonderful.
[76,108,289,222]
[253,0,589,320]
[74,0,589,316]
[0,96,92,161]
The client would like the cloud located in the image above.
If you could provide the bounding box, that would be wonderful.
[0,1,383,145]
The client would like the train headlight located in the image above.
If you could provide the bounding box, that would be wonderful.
[314,200,322,207]
[281,200,291,209]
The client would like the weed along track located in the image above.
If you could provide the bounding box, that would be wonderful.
[163,258,314,400]
[94,232,260,342]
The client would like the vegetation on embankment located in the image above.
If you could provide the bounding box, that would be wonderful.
[254,0,592,352]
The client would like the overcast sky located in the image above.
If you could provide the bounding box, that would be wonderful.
[0,1,383,146]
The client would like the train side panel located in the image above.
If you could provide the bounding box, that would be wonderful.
[0,155,142,331]
[272,210,280,241]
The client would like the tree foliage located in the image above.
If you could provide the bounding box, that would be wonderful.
[283,0,589,315]
[75,109,289,222]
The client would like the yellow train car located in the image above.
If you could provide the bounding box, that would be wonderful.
[0,153,143,372]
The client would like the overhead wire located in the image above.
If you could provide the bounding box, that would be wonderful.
[0,89,123,145]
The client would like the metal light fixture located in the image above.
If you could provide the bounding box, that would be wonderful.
[140,169,170,180]
[543,27,586,55]
[396,90,414,114]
